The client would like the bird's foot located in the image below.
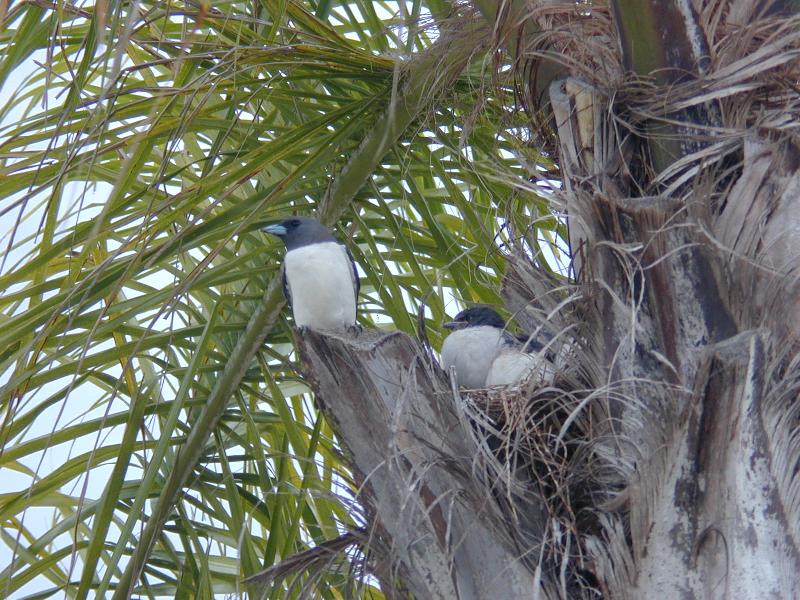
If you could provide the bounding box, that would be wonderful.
[296,325,309,336]
[347,323,363,336]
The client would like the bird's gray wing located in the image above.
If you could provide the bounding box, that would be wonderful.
[514,332,543,352]
[281,263,293,309]
[515,331,561,363]
[345,245,360,300]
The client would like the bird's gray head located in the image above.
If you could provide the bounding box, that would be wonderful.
[263,217,337,251]
[443,305,506,331]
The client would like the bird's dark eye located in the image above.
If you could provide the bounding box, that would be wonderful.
[289,219,301,228]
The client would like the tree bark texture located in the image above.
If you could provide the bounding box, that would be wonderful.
[296,329,545,599]
[540,1,800,597]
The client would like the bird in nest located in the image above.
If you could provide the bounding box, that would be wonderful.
[441,305,553,388]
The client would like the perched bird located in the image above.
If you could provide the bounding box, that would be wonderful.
[264,216,359,330]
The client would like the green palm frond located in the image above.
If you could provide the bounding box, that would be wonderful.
[0,1,558,597]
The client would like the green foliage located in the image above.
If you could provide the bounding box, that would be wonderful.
[0,0,555,597]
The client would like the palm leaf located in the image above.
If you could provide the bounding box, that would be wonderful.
[0,1,555,597]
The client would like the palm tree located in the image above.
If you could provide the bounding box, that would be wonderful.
[0,2,545,597]
[1,1,798,599]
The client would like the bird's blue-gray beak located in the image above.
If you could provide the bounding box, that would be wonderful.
[443,319,466,331]
[263,224,287,237]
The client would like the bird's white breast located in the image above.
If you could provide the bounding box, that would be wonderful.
[284,242,356,329]
[440,326,504,388]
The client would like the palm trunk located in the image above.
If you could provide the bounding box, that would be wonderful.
[298,1,800,598]
[297,329,543,599]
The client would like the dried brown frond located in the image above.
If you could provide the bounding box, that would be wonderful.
[243,528,367,585]
[513,2,620,155]
[509,1,800,198]
[522,2,618,86]
[761,343,800,548]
